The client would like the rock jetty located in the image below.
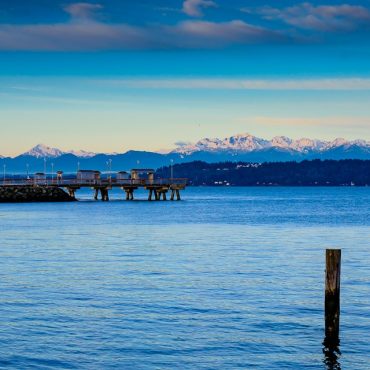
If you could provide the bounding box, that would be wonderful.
[0,186,76,203]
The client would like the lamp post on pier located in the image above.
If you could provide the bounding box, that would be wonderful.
[51,163,54,183]
[3,164,6,184]
[108,159,112,183]
[26,163,30,180]
[170,159,174,184]
[43,158,47,185]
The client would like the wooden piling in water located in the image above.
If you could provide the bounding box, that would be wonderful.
[100,188,109,201]
[325,249,341,343]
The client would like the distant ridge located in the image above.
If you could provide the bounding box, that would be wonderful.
[1,133,370,173]
[156,159,370,186]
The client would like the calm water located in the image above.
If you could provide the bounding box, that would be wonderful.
[0,187,369,369]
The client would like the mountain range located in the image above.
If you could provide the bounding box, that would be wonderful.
[1,134,370,173]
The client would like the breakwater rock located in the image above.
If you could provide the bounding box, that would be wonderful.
[0,186,76,203]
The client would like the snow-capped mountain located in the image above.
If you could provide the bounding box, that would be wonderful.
[175,134,270,154]
[12,134,370,160]
[22,144,96,158]
[66,150,97,158]
[174,133,370,155]
[1,134,369,173]
[23,144,65,158]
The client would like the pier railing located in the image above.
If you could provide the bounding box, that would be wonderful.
[0,178,187,187]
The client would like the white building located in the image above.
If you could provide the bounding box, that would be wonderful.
[130,169,154,183]
[77,170,101,183]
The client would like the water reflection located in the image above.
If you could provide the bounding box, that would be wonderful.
[323,337,341,370]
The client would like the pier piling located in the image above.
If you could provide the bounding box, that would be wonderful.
[100,188,109,201]
[123,188,134,200]
[325,249,341,344]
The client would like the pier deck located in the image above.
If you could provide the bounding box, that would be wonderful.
[0,178,187,201]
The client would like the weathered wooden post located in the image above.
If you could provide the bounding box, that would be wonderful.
[100,188,109,201]
[325,249,341,343]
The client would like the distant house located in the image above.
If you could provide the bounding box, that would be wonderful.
[130,169,154,183]
[77,170,101,183]
[116,171,130,181]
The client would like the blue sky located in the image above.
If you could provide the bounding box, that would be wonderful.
[0,0,370,155]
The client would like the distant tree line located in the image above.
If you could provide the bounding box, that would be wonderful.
[156,160,370,186]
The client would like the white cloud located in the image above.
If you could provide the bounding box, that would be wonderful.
[167,20,281,47]
[0,19,279,51]
[64,2,103,20]
[0,22,151,51]
[256,3,370,32]
[182,0,217,17]
[100,78,370,90]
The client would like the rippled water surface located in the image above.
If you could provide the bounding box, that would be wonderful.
[0,187,369,369]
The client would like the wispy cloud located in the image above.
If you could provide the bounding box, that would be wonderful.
[166,20,282,47]
[0,22,152,51]
[0,2,368,51]
[182,0,217,17]
[100,78,370,90]
[0,17,281,51]
[64,2,103,20]
[254,2,370,32]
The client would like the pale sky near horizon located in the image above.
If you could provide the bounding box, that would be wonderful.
[1,0,370,156]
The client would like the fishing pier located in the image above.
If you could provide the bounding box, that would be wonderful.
[0,169,187,202]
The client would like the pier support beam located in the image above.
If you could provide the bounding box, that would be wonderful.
[148,189,153,201]
[67,188,76,198]
[170,189,175,201]
[100,188,109,201]
[157,189,168,200]
[176,189,181,201]
[124,188,134,201]
[94,188,99,200]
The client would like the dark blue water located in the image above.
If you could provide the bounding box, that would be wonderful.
[0,187,369,369]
